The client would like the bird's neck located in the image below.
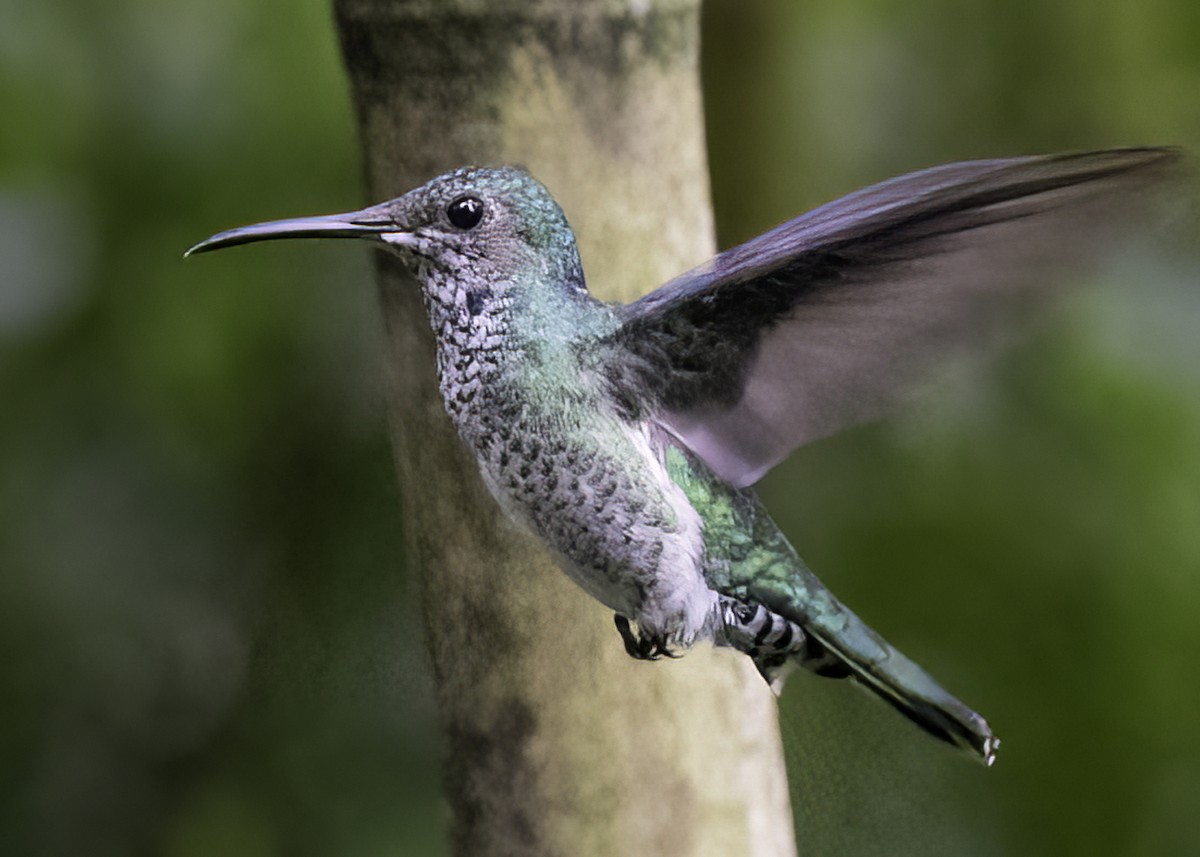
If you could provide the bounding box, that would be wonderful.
[421,264,618,433]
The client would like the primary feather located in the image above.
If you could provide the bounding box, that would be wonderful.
[604,147,1179,485]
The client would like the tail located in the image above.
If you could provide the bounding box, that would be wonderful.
[720,592,999,766]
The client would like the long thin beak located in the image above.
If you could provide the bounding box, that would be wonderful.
[185,202,406,257]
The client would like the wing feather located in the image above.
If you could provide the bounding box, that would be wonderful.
[602,148,1181,486]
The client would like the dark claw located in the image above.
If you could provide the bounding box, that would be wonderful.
[614,614,644,659]
[653,638,681,659]
[613,614,678,661]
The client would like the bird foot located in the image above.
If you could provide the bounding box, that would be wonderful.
[613,614,681,661]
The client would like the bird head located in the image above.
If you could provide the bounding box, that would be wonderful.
[187,166,586,298]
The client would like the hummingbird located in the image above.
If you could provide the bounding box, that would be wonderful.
[188,147,1178,766]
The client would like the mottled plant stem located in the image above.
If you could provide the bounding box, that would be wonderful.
[332,2,796,854]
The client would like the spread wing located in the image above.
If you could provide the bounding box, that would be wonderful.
[600,148,1180,487]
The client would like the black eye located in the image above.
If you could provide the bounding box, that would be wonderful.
[447,196,484,230]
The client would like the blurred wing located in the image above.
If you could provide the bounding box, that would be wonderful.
[602,148,1180,486]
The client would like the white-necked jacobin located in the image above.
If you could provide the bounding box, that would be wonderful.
[189,147,1180,765]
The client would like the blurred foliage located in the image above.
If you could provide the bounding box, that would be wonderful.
[2,1,1198,855]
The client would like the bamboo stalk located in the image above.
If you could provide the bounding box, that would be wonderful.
[332,3,797,854]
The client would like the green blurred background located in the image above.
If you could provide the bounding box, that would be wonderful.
[2,1,1198,855]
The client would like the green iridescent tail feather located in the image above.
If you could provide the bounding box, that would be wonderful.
[666,444,997,764]
[745,578,999,765]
